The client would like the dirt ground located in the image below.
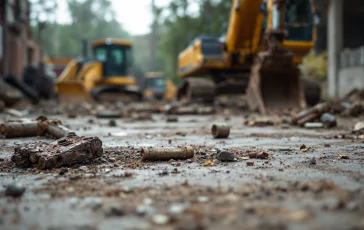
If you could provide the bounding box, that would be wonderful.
[0,101,364,230]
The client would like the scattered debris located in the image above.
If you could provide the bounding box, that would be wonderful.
[338,154,350,160]
[141,146,194,161]
[300,145,308,152]
[11,134,103,169]
[104,206,125,217]
[246,161,254,166]
[309,157,317,165]
[4,108,24,117]
[304,122,324,129]
[151,214,170,225]
[108,120,117,127]
[131,112,152,121]
[244,117,274,127]
[5,183,26,198]
[353,122,364,132]
[211,123,230,138]
[292,103,330,127]
[0,79,23,107]
[1,116,75,139]
[166,116,178,122]
[248,151,269,159]
[320,113,337,128]
[202,160,214,166]
[216,151,235,162]
[96,110,122,118]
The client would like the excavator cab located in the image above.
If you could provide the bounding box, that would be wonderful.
[55,39,141,102]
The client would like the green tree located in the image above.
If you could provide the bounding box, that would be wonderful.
[42,0,129,58]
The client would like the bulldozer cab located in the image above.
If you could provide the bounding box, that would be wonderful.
[92,39,133,78]
[143,72,167,100]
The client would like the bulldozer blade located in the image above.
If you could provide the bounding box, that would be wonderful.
[54,82,89,101]
[90,85,143,103]
[246,51,307,114]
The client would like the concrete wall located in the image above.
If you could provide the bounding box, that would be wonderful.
[338,67,364,97]
[338,46,364,97]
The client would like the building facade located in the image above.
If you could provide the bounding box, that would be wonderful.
[0,0,41,79]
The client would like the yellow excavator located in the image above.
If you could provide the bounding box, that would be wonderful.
[177,0,321,114]
[143,72,176,101]
[54,38,142,102]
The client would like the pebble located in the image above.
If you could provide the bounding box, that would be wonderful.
[216,151,235,162]
[168,203,187,215]
[5,183,26,198]
[105,206,125,217]
[79,166,88,171]
[136,205,156,216]
[109,120,117,127]
[309,157,316,165]
[143,198,154,205]
[159,170,169,176]
[152,214,170,225]
[197,196,209,203]
[320,113,337,128]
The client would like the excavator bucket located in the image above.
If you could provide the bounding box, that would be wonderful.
[246,49,307,114]
[55,82,90,101]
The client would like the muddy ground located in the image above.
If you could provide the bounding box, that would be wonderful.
[0,102,364,230]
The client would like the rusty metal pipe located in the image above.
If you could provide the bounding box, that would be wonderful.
[211,123,230,138]
[0,121,42,138]
[141,146,194,161]
[46,123,75,139]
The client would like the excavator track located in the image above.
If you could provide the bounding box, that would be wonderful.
[177,78,216,103]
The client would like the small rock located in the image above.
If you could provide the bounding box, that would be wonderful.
[158,170,169,176]
[216,151,235,162]
[304,122,324,129]
[246,161,254,166]
[59,168,69,175]
[136,205,155,216]
[168,203,187,215]
[166,116,178,122]
[320,113,337,128]
[68,113,77,118]
[197,196,209,203]
[152,214,170,225]
[79,166,88,171]
[109,120,117,127]
[309,157,316,165]
[5,183,26,198]
[143,198,153,205]
[105,206,125,217]
[354,122,364,132]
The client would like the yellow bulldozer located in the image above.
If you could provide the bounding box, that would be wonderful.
[143,72,176,101]
[177,0,321,114]
[54,38,142,102]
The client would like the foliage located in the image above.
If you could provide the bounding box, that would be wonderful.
[40,0,129,58]
[302,50,328,79]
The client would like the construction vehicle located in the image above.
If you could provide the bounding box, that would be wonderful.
[54,38,141,102]
[143,72,176,101]
[177,0,321,113]
[44,57,74,77]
